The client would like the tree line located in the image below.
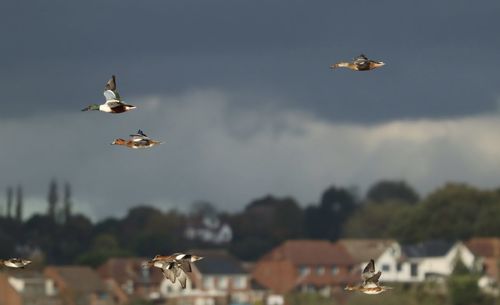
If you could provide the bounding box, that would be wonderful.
[1,179,500,266]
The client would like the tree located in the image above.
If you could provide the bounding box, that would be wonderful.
[15,185,23,222]
[63,182,72,223]
[47,179,58,219]
[6,186,13,218]
[343,202,413,238]
[304,186,358,240]
[366,180,419,205]
[229,195,304,260]
[76,234,130,267]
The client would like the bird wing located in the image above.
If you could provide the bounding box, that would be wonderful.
[366,271,382,285]
[178,260,192,273]
[105,100,123,109]
[103,75,121,101]
[363,260,375,274]
[162,269,176,283]
[130,130,150,140]
[355,54,368,60]
[176,268,188,289]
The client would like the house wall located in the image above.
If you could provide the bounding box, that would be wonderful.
[373,242,477,283]
[0,274,22,305]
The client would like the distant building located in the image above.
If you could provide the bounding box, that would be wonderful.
[45,266,126,305]
[465,237,500,295]
[338,239,395,265]
[160,249,254,305]
[98,257,164,300]
[375,240,476,283]
[0,270,61,305]
[185,214,233,244]
[252,240,357,297]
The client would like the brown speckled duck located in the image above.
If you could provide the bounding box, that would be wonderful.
[330,54,385,71]
[143,253,203,288]
[1,258,32,269]
[344,259,393,295]
[111,130,163,149]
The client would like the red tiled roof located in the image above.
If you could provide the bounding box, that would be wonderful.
[338,239,395,263]
[46,266,106,293]
[261,240,355,266]
[466,238,500,258]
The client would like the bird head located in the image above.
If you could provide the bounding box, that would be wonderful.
[81,104,100,111]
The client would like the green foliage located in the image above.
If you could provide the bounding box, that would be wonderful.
[344,182,500,242]
[448,275,481,305]
[366,180,420,204]
[76,234,131,267]
[305,186,358,240]
[452,259,471,276]
[343,202,412,238]
[230,196,304,260]
[126,299,155,305]
[287,292,335,305]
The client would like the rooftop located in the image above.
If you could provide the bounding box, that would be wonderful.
[193,249,247,275]
[261,240,354,266]
[401,240,456,258]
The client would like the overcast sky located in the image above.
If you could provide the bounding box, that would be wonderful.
[1,1,500,220]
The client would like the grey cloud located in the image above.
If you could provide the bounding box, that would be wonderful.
[3,90,500,220]
[0,1,499,122]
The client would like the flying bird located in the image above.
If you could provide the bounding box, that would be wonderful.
[1,258,32,269]
[143,253,203,289]
[82,75,136,113]
[330,54,385,71]
[111,130,163,149]
[344,259,393,294]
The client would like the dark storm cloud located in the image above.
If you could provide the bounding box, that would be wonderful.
[1,0,499,121]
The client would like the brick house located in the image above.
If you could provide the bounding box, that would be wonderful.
[0,270,61,305]
[252,240,357,296]
[45,266,126,305]
[98,257,164,300]
[465,237,500,295]
[160,249,254,305]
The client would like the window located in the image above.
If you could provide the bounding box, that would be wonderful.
[331,265,339,275]
[203,276,214,289]
[218,276,228,289]
[299,266,310,276]
[316,266,325,275]
[410,263,418,277]
[233,276,246,289]
[396,263,402,272]
[382,264,390,272]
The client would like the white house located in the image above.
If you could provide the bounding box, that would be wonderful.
[366,240,476,283]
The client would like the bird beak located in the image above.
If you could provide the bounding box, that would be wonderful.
[81,106,90,111]
[192,255,204,261]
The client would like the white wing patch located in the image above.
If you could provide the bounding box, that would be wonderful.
[104,90,118,101]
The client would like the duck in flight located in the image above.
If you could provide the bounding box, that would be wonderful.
[0,258,32,269]
[345,259,393,294]
[143,253,203,289]
[111,129,163,149]
[82,75,136,113]
[330,54,385,71]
